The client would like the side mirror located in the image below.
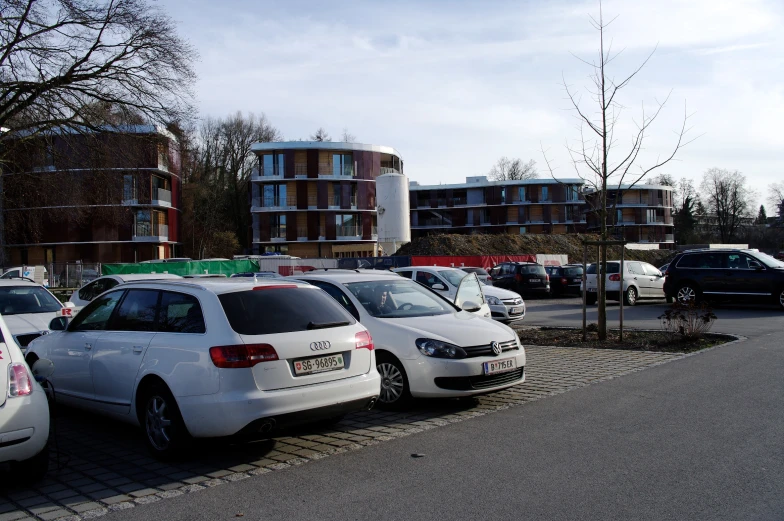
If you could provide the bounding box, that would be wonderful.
[49,317,68,331]
[432,283,446,291]
[31,359,55,380]
[461,301,481,313]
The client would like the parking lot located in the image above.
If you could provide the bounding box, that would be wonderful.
[0,342,685,521]
[3,294,780,521]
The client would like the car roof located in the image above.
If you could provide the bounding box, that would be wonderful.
[292,270,405,283]
[395,266,464,271]
[115,277,313,294]
[0,279,40,287]
[677,248,759,254]
[107,273,183,281]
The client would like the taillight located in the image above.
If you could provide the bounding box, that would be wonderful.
[355,331,374,350]
[515,274,523,282]
[609,274,621,281]
[8,363,32,397]
[561,277,568,285]
[545,274,550,282]
[209,344,278,368]
[664,270,669,278]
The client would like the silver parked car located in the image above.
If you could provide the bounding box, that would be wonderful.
[583,260,671,306]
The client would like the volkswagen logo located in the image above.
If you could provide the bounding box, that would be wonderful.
[310,341,332,351]
[491,341,502,356]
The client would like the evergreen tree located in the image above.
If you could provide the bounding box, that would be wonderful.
[675,195,697,244]
[756,205,767,225]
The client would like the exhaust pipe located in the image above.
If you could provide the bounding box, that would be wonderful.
[258,418,276,434]
[366,398,377,411]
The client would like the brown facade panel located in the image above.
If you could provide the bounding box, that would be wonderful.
[367,182,376,210]
[341,182,351,210]
[258,213,271,242]
[307,212,320,240]
[362,213,372,240]
[453,208,466,227]
[286,212,297,241]
[284,151,295,179]
[317,180,328,209]
[307,149,319,178]
[325,212,336,240]
[297,182,308,210]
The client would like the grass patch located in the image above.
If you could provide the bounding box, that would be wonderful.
[518,327,732,353]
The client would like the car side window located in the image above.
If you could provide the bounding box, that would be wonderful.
[416,271,445,289]
[642,263,661,277]
[308,281,360,321]
[110,289,161,332]
[69,290,125,331]
[158,291,206,334]
[727,254,752,270]
[396,270,413,279]
[1,270,20,279]
[627,262,644,275]
[79,278,119,302]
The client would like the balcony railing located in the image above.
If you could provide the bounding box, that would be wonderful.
[297,227,309,241]
[294,164,308,177]
[380,167,400,175]
[453,197,467,206]
[270,226,287,241]
[152,188,172,207]
[336,226,362,238]
[317,163,354,177]
[664,234,675,242]
[133,223,168,242]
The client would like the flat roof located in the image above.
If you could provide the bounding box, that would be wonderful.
[251,141,402,159]
[409,178,585,191]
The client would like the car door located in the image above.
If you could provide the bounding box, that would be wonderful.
[48,289,125,402]
[626,262,647,296]
[642,263,665,297]
[455,273,491,317]
[91,289,160,414]
[491,264,513,290]
[725,253,770,296]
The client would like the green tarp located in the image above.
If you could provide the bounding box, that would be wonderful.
[102,260,261,276]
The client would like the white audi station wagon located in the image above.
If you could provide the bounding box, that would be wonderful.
[291,271,526,409]
[26,279,380,458]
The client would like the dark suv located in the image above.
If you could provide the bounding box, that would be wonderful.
[663,249,784,309]
[490,262,550,297]
[544,265,584,297]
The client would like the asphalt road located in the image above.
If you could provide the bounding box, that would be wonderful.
[103,301,784,521]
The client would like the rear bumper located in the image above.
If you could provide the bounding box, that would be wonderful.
[0,389,49,464]
[177,372,380,438]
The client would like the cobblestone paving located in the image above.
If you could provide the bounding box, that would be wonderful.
[0,346,684,520]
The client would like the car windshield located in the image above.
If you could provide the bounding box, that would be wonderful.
[345,280,455,318]
[749,251,784,269]
[437,269,468,287]
[464,267,488,276]
[0,286,62,315]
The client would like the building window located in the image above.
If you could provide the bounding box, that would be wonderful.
[123,175,137,201]
[617,209,623,224]
[565,206,575,221]
[566,185,579,201]
[336,214,358,236]
[518,187,527,202]
[542,186,549,201]
[263,184,287,207]
[271,214,286,238]
[647,209,656,223]
[333,154,354,177]
[262,154,285,176]
[519,227,527,235]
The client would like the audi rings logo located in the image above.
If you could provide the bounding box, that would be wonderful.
[491,341,502,356]
[310,341,332,351]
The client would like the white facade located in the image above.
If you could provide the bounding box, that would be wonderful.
[376,172,411,255]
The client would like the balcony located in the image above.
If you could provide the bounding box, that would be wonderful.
[133,223,168,242]
[336,225,362,239]
[152,188,172,208]
[294,164,308,178]
[318,163,354,178]
[664,234,674,242]
[453,197,467,206]
[270,227,287,242]
[380,167,400,175]
[297,227,309,241]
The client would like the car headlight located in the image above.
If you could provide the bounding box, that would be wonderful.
[415,338,467,359]
[486,295,502,305]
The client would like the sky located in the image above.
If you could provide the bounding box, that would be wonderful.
[159,0,783,207]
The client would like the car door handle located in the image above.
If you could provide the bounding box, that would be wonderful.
[85,343,92,350]
[132,345,144,354]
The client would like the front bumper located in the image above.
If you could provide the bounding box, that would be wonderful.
[404,348,527,398]
[176,372,381,438]
[0,389,50,464]
[490,302,526,323]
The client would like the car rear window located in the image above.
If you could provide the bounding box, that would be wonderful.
[518,265,546,275]
[563,268,583,277]
[586,263,620,274]
[218,287,355,335]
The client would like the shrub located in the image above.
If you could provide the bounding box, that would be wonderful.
[658,302,717,341]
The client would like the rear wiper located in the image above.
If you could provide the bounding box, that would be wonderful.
[307,320,350,330]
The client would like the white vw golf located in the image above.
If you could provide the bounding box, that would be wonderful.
[291,271,526,409]
[26,279,380,458]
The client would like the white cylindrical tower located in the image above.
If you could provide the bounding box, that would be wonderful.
[376,172,411,255]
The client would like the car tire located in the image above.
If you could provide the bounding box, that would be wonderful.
[376,353,412,410]
[624,287,638,306]
[138,382,191,459]
[676,283,701,305]
[12,444,49,485]
[585,293,597,305]
[776,288,784,310]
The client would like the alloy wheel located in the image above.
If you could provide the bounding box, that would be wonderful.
[779,289,784,309]
[145,395,173,451]
[377,362,405,404]
[677,286,696,304]
[626,287,637,306]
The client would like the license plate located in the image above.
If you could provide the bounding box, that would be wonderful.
[510,306,522,314]
[529,278,541,283]
[483,358,517,375]
[294,354,345,376]
[573,278,581,283]
[588,288,597,292]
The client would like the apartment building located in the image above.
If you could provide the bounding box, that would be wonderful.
[1,126,182,264]
[249,142,403,258]
[584,184,675,246]
[409,176,588,237]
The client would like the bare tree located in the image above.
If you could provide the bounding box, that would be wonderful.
[341,128,356,143]
[768,182,784,223]
[0,0,197,148]
[488,157,537,181]
[541,2,694,340]
[310,128,331,142]
[700,168,753,243]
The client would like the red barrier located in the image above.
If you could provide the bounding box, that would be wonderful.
[411,255,537,270]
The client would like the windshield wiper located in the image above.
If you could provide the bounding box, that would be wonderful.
[307,320,350,330]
